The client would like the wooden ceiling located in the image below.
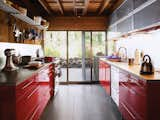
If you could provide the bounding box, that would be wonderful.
[11,0,124,17]
[42,0,121,16]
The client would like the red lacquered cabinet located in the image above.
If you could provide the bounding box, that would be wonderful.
[119,69,160,120]
[99,60,111,95]
[0,63,54,120]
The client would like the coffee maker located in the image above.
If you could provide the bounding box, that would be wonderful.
[2,49,18,71]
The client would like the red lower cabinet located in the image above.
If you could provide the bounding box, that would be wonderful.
[99,60,111,95]
[119,69,160,120]
[0,63,54,120]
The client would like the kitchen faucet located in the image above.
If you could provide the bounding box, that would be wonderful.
[118,47,127,62]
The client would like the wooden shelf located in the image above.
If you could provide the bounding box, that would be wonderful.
[0,1,20,14]
[0,1,46,30]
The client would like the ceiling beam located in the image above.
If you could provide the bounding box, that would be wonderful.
[83,0,89,15]
[109,0,124,14]
[98,0,112,15]
[56,0,64,15]
[38,0,52,14]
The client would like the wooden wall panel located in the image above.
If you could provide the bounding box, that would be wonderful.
[48,16,108,31]
[0,10,43,45]
[0,10,9,42]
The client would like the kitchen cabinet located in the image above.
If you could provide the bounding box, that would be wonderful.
[119,69,147,120]
[99,59,160,120]
[119,69,160,120]
[134,0,160,29]
[99,60,111,95]
[0,63,54,120]
[108,0,159,36]
[16,64,54,120]
[134,0,148,9]
[116,0,133,21]
[111,66,119,106]
[117,16,133,33]
[110,11,117,25]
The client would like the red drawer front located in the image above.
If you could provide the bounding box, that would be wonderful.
[128,75,146,96]
[16,76,38,102]
[17,85,40,120]
[17,85,51,120]
[29,86,51,120]
[119,102,137,120]
[119,82,146,119]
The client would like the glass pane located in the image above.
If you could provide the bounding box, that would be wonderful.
[44,31,67,82]
[92,32,106,81]
[85,32,91,81]
[68,31,83,82]
[92,32,106,56]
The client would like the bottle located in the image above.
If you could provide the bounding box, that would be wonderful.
[140,50,144,64]
[134,49,140,65]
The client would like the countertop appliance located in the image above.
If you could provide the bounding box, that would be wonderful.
[2,49,18,71]
[140,55,153,75]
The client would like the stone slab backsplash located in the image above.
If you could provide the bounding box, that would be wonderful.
[0,42,44,68]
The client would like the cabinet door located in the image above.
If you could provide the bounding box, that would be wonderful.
[134,0,160,29]
[117,16,133,33]
[111,66,119,106]
[116,0,133,20]
[110,11,117,25]
[99,61,103,84]
[134,0,148,9]
[104,63,111,95]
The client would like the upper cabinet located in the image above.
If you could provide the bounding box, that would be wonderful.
[134,0,160,29]
[116,0,133,20]
[108,0,160,39]
[134,0,148,9]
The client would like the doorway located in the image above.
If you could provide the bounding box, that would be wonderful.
[45,31,106,84]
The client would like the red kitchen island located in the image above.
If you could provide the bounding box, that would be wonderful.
[0,63,54,120]
[99,58,160,120]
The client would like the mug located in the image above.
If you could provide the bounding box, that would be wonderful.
[128,58,134,65]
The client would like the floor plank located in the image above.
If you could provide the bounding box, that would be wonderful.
[40,85,122,120]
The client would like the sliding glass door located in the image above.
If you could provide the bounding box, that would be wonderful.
[45,31,106,83]
[45,31,67,82]
[68,31,83,82]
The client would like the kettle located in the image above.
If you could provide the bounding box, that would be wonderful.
[140,55,153,75]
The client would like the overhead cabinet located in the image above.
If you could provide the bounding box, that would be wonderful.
[134,0,160,29]
[134,0,148,9]
[109,0,160,37]
[117,16,133,33]
[116,0,133,20]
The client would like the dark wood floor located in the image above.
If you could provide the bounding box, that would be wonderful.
[40,85,122,120]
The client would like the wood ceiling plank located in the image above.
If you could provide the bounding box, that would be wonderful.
[98,0,112,15]
[83,0,89,15]
[56,0,64,14]
[38,0,52,14]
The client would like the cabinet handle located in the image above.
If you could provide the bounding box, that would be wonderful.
[22,80,33,89]
[121,102,136,120]
[121,83,137,95]
[27,86,40,99]
[129,89,136,95]
[29,104,41,120]
[120,83,129,90]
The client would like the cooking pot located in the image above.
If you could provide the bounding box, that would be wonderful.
[21,56,31,65]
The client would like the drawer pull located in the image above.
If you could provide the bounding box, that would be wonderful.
[120,83,129,90]
[22,80,33,89]
[129,89,136,95]
[121,102,136,120]
[27,86,39,99]
[30,104,41,120]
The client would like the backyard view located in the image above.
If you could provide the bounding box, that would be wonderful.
[44,31,106,82]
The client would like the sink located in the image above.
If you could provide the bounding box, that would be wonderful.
[106,56,121,62]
